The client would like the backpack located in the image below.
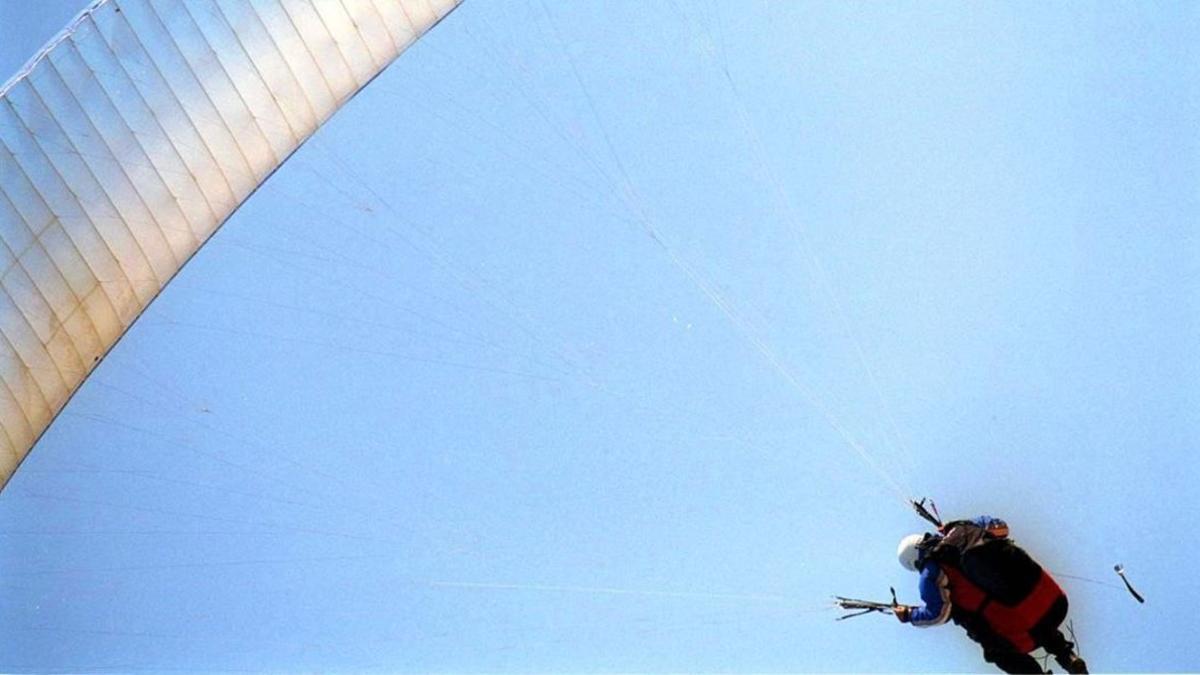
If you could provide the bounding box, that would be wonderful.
[927,520,1044,606]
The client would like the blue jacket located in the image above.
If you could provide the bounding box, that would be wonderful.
[909,560,953,627]
[908,515,1007,628]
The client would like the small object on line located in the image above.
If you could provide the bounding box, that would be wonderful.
[911,497,943,528]
[1114,564,1145,604]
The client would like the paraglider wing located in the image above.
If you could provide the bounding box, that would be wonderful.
[0,0,459,490]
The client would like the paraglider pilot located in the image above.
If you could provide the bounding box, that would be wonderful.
[894,516,1088,674]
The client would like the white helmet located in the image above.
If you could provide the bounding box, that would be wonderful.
[897,533,927,572]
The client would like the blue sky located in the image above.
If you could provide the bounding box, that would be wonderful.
[0,1,1197,672]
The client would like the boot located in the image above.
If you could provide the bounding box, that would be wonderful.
[1055,652,1088,674]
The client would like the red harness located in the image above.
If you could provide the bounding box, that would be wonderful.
[942,563,1065,653]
